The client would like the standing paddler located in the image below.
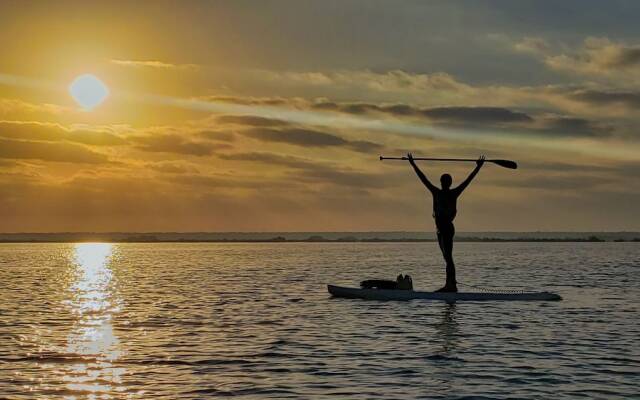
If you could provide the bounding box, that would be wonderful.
[407,153,485,292]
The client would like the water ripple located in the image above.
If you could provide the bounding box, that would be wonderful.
[0,242,638,399]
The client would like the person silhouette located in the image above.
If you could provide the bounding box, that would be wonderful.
[407,153,485,292]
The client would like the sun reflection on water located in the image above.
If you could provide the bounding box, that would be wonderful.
[63,243,125,398]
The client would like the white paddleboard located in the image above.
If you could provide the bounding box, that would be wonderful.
[328,285,561,302]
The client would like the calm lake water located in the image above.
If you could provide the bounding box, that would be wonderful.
[0,242,638,399]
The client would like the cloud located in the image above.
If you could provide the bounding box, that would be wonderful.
[542,38,640,78]
[162,174,241,188]
[0,138,109,164]
[513,37,551,55]
[0,121,126,145]
[519,161,640,183]
[198,130,236,141]
[520,160,614,173]
[260,69,472,95]
[162,172,298,191]
[196,72,632,121]
[66,131,127,146]
[193,93,620,143]
[538,116,611,138]
[569,89,640,108]
[110,59,199,70]
[587,40,640,69]
[218,151,402,189]
[197,95,294,107]
[312,101,532,124]
[241,127,383,152]
[421,107,532,124]
[489,174,611,190]
[0,98,70,116]
[291,167,391,189]
[613,48,640,68]
[218,151,318,169]
[218,152,390,190]
[215,115,290,127]
[310,99,613,138]
[146,161,200,174]
[347,140,384,152]
[242,127,346,146]
[132,134,230,156]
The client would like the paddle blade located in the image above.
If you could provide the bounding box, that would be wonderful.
[491,159,518,169]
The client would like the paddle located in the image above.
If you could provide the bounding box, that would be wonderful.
[379,156,518,169]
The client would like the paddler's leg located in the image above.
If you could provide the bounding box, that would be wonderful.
[443,225,457,291]
[436,222,458,292]
[436,228,445,255]
[445,235,458,292]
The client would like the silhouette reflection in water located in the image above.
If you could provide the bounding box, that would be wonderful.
[434,303,460,354]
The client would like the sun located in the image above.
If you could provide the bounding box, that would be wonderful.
[69,74,109,110]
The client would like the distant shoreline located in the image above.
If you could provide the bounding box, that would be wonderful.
[1,233,639,243]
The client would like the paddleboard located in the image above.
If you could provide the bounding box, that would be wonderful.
[328,285,561,302]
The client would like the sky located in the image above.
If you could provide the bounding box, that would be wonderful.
[1,0,640,232]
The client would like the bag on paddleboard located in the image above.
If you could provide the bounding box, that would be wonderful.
[360,274,413,290]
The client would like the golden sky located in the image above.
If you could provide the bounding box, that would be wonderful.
[1,1,639,232]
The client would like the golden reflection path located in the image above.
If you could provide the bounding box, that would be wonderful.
[62,243,126,399]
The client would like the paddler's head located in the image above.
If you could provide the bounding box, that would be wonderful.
[440,173,452,189]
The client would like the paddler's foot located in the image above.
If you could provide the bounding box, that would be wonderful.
[435,285,458,293]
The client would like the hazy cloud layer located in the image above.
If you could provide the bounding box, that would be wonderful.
[313,102,533,124]
[215,115,290,127]
[218,151,400,190]
[570,89,640,108]
[309,100,612,138]
[0,138,109,164]
[0,121,125,145]
[513,37,640,83]
[111,59,199,70]
[241,127,383,152]
[262,69,471,94]
[146,161,200,174]
[132,134,231,156]
[0,99,70,117]
[218,151,320,169]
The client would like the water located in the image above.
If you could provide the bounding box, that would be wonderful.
[0,242,638,399]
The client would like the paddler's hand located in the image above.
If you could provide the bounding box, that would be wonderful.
[407,152,416,165]
[476,155,486,168]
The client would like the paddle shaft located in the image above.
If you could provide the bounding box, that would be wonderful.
[380,156,518,169]
[381,156,482,162]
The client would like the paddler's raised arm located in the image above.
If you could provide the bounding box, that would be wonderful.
[454,155,485,195]
[408,153,437,193]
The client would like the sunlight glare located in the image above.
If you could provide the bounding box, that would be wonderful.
[64,243,124,396]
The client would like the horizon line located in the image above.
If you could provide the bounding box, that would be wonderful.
[2,230,640,234]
